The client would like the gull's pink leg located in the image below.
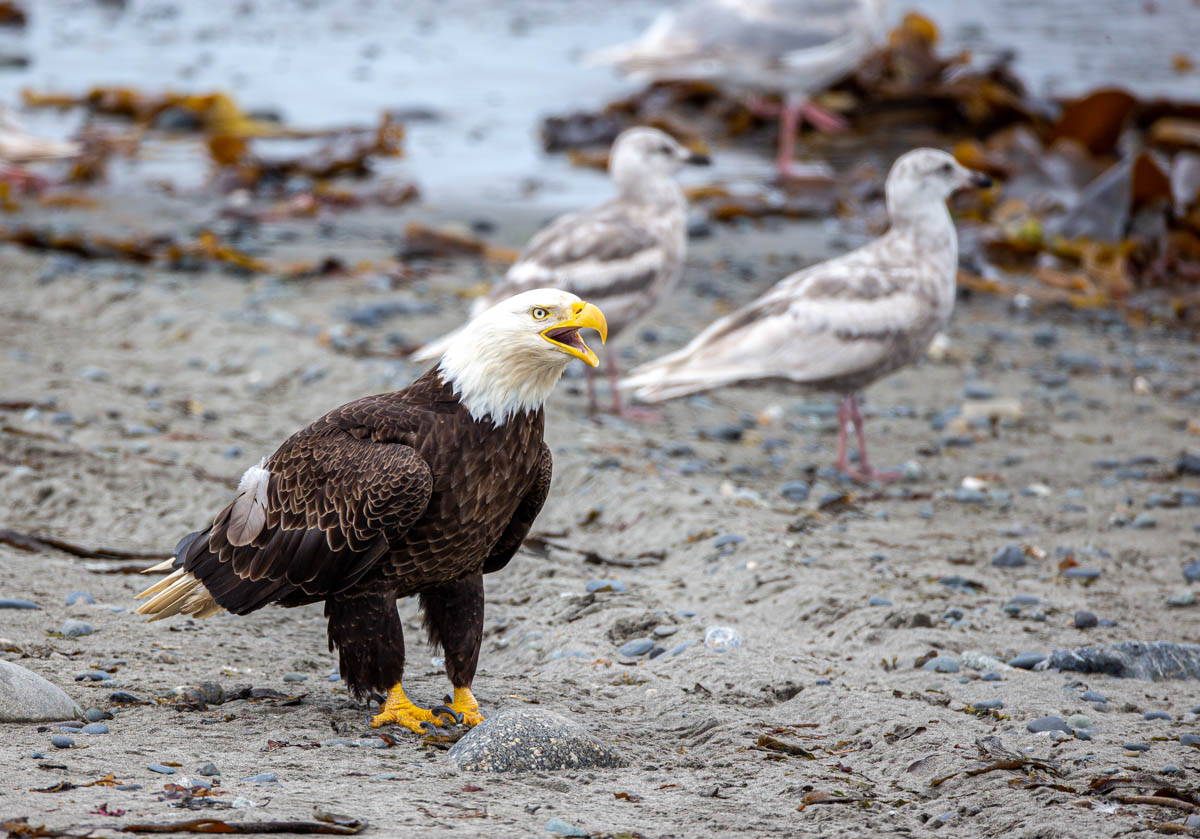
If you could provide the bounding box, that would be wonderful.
[0,165,50,193]
[847,394,900,484]
[776,97,801,176]
[585,366,599,415]
[607,356,659,422]
[797,101,848,134]
[835,394,852,476]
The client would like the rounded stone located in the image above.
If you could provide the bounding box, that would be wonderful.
[1073,610,1098,629]
[1144,710,1172,721]
[780,481,810,502]
[148,764,176,774]
[81,723,109,734]
[867,595,892,607]
[1081,690,1107,703]
[545,818,588,837]
[991,544,1027,567]
[923,656,960,673]
[1008,651,1046,669]
[65,592,95,606]
[1066,714,1093,730]
[60,619,93,638]
[50,734,75,749]
[448,708,626,772]
[84,707,111,722]
[1027,715,1071,734]
[0,661,83,722]
[618,638,654,657]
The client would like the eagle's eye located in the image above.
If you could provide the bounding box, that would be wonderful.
[531,307,550,320]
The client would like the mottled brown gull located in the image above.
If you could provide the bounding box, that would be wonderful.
[414,126,709,417]
[621,148,991,482]
[588,0,887,174]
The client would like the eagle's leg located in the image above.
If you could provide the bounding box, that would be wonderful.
[325,595,442,734]
[421,573,486,727]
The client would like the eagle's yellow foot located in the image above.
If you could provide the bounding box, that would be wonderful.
[370,683,442,733]
[447,686,485,727]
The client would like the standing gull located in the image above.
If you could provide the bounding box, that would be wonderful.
[588,0,888,175]
[0,105,80,190]
[621,148,991,482]
[413,126,709,417]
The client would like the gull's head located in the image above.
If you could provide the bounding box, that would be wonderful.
[438,289,608,425]
[610,126,710,195]
[885,148,991,221]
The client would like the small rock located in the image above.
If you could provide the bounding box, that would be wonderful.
[545,818,588,837]
[1027,716,1071,734]
[971,698,1004,710]
[1008,651,1046,669]
[197,762,219,776]
[991,544,1027,568]
[780,481,810,502]
[1082,690,1107,703]
[84,707,111,722]
[448,708,625,772]
[867,595,892,607]
[585,579,626,594]
[923,656,960,673]
[1185,560,1200,584]
[0,598,39,610]
[1066,714,1093,730]
[81,723,109,734]
[1130,513,1157,529]
[1167,591,1196,607]
[1180,733,1200,747]
[963,382,996,400]
[1073,610,1099,629]
[65,592,95,606]
[243,772,278,783]
[148,764,176,774]
[355,738,388,749]
[282,673,307,683]
[60,619,93,637]
[51,734,74,748]
[1144,710,1172,721]
[1123,742,1151,752]
[653,625,677,638]
[618,638,654,657]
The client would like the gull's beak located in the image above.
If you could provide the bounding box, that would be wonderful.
[541,301,608,367]
[686,150,712,166]
[966,169,993,189]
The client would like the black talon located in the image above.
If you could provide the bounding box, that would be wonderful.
[444,694,453,705]
[419,720,440,736]
[430,704,463,725]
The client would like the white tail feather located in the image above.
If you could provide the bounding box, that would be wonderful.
[136,561,222,621]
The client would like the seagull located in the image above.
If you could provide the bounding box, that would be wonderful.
[621,148,991,482]
[588,0,888,175]
[413,126,709,417]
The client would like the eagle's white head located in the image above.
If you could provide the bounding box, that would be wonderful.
[438,288,608,425]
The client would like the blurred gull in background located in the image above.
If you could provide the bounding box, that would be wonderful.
[0,105,80,191]
[589,0,888,175]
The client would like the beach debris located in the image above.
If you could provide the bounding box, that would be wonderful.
[1049,641,1200,681]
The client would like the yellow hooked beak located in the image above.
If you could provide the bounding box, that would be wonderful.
[540,301,608,367]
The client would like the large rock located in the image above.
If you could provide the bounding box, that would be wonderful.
[448,708,626,772]
[1049,642,1200,681]
[0,660,82,722]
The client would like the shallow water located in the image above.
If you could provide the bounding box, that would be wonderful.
[2,0,1197,214]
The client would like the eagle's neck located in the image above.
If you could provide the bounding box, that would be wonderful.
[434,349,565,427]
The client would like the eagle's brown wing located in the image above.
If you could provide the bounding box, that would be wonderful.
[482,443,551,574]
[174,396,433,614]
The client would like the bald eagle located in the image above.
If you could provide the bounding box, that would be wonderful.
[137,290,607,733]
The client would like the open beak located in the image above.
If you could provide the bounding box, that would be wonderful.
[541,301,608,367]
[686,150,712,166]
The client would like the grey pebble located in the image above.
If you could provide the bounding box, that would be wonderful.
[282,673,308,683]
[81,723,109,734]
[922,656,960,673]
[991,544,1027,568]
[867,595,892,607]
[448,708,625,772]
[1180,733,1200,746]
[1073,610,1099,629]
[1185,561,1200,584]
[1027,716,1071,734]
[1081,690,1107,703]
[1130,513,1157,529]
[618,638,654,657]
[653,625,677,638]
[148,764,176,774]
[1166,591,1196,607]
[1066,714,1093,730]
[355,738,388,749]
[0,599,39,610]
[1123,742,1151,752]
[50,734,74,749]
[1144,711,1172,721]
[74,671,110,681]
[1063,568,1101,581]
[971,698,1004,710]
[60,619,93,637]
[65,591,94,606]
[1008,651,1046,669]
[243,772,278,783]
[197,762,219,776]
[545,818,588,837]
[780,481,810,502]
[84,707,111,722]
[981,672,1002,682]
